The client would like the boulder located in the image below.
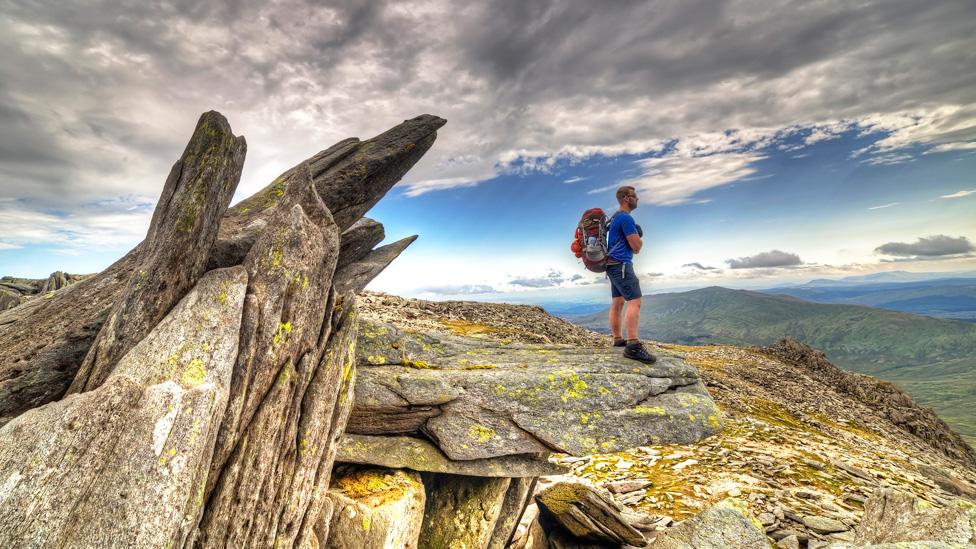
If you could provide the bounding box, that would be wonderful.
[326,466,426,549]
[854,488,976,545]
[648,498,769,549]
[534,481,645,547]
[0,266,248,548]
[351,321,722,459]
[418,473,512,549]
[337,434,567,477]
[0,286,21,311]
[39,270,69,293]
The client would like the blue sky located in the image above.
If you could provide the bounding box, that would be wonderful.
[1,1,974,303]
[366,122,976,300]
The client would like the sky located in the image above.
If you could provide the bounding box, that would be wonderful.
[1,0,974,304]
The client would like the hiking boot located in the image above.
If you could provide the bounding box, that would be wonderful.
[624,341,657,364]
[612,338,626,347]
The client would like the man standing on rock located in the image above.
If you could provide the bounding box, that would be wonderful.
[607,185,657,364]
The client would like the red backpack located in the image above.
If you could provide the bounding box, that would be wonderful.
[570,208,617,272]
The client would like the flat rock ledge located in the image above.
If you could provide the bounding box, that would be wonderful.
[346,320,723,465]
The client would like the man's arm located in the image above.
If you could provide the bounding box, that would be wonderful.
[621,215,642,253]
[626,233,643,253]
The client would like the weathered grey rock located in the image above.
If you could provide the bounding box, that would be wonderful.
[0,266,248,548]
[857,542,965,548]
[351,321,721,459]
[337,217,385,270]
[534,481,645,547]
[774,534,799,549]
[916,463,976,499]
[69,111,246,394]
[854,488,976,545]
[326,466,426,549]
[337,433,567,477]
[0,287,21,311]
[39,270,69,293]
[194,190,348,547]
[606,479,653,494]
[648,498,769,549]
[212,113,446,269]
[0,109,442,549]
[419,473,512,549]
[802,515,847,534]
[0,113,443,427]
[334,235,418,294]
[487,477,539,549]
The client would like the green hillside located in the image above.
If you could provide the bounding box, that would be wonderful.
[575,286,976,444]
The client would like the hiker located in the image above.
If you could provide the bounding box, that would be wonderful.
[607,186,656,364]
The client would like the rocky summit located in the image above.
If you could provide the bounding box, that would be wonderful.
[0,111,973,549]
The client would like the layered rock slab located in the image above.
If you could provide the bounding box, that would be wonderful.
[337,434,567,477]
[350,321,722,460]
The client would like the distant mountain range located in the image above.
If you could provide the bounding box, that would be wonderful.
[572,286,976,444]
[761,275,976,322]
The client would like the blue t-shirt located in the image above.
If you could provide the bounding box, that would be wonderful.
[607,211,638,264]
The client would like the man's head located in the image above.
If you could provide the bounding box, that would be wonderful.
[616,185,638,211]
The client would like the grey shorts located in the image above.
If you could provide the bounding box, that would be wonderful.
[607,262,642,301]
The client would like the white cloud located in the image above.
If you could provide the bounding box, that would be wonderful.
[925,141,976,154]
[0,200,152,253]
[941,189,975,199]
[592,148,764,206]
[862,153,914,166]
[868,202,900,210]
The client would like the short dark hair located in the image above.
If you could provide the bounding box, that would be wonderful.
[616,185,636,202]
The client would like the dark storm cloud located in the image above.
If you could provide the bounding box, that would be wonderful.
[726,250,802,269]
[455,0,976,114]
[511,269,566,288]
[1,0,975,250]
[875,235,975,258]
[682,262,718,271]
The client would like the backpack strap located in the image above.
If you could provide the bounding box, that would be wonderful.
[606,210,627,256]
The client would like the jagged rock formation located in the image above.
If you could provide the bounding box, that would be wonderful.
[0,112,442,427]
[0,271,89,311]
[0,110,444,548]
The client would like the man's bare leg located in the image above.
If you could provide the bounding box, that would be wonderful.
[624,297,641,341]
[610,296,625,339]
